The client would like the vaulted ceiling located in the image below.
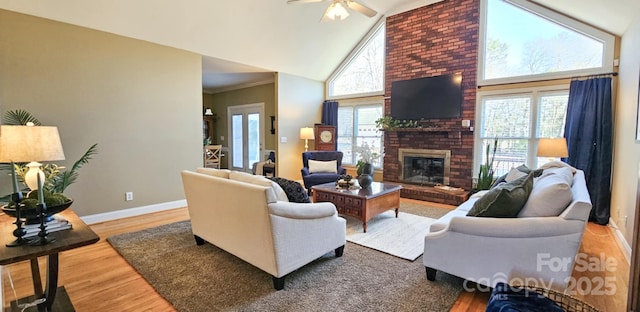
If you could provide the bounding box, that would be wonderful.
[1,0,638,93]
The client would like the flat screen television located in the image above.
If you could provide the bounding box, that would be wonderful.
[390,73,463,120]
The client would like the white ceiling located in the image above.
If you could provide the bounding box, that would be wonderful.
[531,0,640,36]
[1,0,638,93]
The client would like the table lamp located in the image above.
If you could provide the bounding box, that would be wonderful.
[0,124,65,246]
[537,138,568,161]
[300,127,315,152]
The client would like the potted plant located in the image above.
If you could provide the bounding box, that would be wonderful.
[476,138,498,191]
[354,142,380,188]
[0,109,98,221]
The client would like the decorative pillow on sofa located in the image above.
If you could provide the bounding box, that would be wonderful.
[537,166,574,185]
[196,167,232,179]
[467,172,534,217]
[307,160,338,173]
[268,177,311,203]
[229,171,288,202]
[491,165,542,189]
[518,170,572,217]
[539,160,577,174]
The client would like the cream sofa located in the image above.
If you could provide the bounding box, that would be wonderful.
[423,164,592,290]
[181,168,346,290]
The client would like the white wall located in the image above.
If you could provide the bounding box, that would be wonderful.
[275,73,323,180]
[611,15,640,246]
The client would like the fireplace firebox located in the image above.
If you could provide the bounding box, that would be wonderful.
[398,148,451,186]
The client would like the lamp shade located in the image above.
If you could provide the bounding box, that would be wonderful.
[204,108,213,116]
[325,1,350,20]
[537,138,568,158]
[0,125,66,162]
[299,127,315,140]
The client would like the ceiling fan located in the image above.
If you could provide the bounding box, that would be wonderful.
[287,0,377,22]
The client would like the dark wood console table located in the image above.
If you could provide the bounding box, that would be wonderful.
[0,209,99,312]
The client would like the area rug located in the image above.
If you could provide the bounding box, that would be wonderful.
[346,211,437,261]
[107,203,462,312]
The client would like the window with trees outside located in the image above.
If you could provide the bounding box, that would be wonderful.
[477,88,568,176]
[337,101,384,167]
[475,0,615,177]
[327,19,385,98]
[329,19,385,169]
[479,0,614,85]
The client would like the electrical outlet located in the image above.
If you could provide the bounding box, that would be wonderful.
[625,216,628,227]
[125,192,133,201]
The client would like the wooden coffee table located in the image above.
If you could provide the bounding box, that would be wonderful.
[312,181,402,233]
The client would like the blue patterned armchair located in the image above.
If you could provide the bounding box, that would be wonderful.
[301,151,347,192]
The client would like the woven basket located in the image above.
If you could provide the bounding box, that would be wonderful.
[514,285,600,312]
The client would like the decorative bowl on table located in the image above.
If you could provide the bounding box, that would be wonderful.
[337,179,355,188]
[2,197,73,225]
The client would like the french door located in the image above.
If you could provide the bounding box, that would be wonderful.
[227,103,264,172]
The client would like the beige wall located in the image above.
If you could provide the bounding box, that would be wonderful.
[611,16,640,245]
[275,73,323,181]
[211,83,276,149]
[209,83,276,168]
[0,10,202,216]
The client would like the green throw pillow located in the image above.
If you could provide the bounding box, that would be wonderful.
[468,172,534,217]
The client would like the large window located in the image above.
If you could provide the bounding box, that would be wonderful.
[475,0,614,178]
[476,87,568,176]
[327,19,385,98]
[337,100,384,167]
[328,18,386,168]
[479,0,614,85]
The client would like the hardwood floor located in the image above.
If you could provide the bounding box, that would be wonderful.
[450,221,630,312]
[1,202,630,311]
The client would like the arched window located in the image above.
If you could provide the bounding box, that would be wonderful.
[479,0,615,85]
[327,19,385,98]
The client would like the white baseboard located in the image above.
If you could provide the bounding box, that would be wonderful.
[80,199,187,225]
[608,218,632,265]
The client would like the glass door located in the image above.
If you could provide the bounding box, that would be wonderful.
[228,103,264,172]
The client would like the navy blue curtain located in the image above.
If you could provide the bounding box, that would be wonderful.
[322,100,339,127]
[564,77,612,225]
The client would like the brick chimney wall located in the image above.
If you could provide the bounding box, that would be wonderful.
[384,0,480,192]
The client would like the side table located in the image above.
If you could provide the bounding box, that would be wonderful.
[0,209,99,312]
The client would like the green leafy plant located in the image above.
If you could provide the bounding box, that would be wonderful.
[375,116,399,131]
[374,116,421,131]
[476,138,498,191]
[3,109,42,126]
[48,143,98,193]
[1,109,98,195]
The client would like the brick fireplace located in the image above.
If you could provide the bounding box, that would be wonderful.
[383,0,479,205]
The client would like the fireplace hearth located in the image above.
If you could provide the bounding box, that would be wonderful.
[399,148,451,186]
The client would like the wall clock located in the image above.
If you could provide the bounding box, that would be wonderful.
[314,125,336,151]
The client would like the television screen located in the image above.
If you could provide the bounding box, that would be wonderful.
[390,73,463,120]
